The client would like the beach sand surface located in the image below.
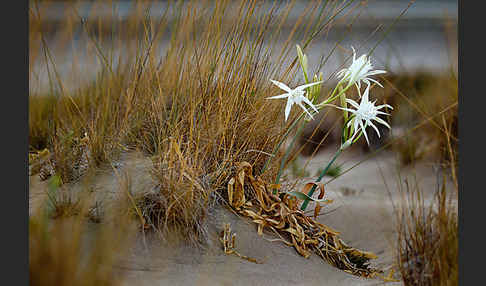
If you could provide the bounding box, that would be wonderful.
[29,147,454,285]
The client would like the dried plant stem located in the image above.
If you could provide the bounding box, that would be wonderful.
[228,162,380,278]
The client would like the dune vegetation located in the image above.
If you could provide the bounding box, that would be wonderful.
[29,0,458,284]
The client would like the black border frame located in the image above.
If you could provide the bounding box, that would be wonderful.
[13,0,469,285]
[4,0,28,285]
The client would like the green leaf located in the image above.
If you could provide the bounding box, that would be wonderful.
[303,54,308,75]
[296,44,309,83]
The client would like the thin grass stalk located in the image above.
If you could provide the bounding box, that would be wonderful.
[273,121,306,193]
[261,113,304,175]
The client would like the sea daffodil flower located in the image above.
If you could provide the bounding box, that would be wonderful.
[268,79,323,121]
[336,47,386,91]
[339,84,393,145]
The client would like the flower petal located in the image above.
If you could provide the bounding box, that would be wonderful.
[301,96,319,113]
[365,77,384,88]
[361,83,370,102]
[345,98,360,109]
[284,97,293,121]
[336,69,347,78]
[365,69,387,76]
[353,118,359,133]
[368,121,381,138]
[336,106,356,113]
[267,93,290,99]
[295,81,323,91]
[376,104,393,110]
[375,111,391,116]
[374,116,391,129]
[296,101,314,119]
[270,79,292,92]
[360,121,370,145]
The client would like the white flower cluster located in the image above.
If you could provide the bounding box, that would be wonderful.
[268,46,392,147]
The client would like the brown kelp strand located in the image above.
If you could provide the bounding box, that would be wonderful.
[226,162,381,278]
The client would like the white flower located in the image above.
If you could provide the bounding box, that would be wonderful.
[336,47,386,91]
[268,79,323,121]
[340,84,393,145]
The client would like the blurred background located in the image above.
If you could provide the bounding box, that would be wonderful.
[30,0,457,94]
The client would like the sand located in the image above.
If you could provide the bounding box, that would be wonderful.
[29,147,455,285]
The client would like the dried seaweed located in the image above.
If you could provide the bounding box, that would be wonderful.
[227,162,383,278]
[219,223,264,264]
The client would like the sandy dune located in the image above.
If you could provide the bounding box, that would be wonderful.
[29,147,454,285]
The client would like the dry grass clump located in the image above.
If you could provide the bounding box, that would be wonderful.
[29,195,134,286]
[132,139,213,245]
[395,179,458,286]
[29,95,57,151]
[116,0,299,243]
[382,71,458,166]
[30,0,357,244]
[44,175,83,219]
[393,74,458,285]
[29,73,129,183]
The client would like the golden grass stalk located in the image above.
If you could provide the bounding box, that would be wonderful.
[395,178,458,286]
[394,87,458,285]
[29,191,135,286]
[30,0,358,244]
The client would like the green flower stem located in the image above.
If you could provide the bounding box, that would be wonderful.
[320,81,352,107]
[300,148,343,211]
[262,78,351,194]
[273,120,307,194]
[339,86,349,140]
